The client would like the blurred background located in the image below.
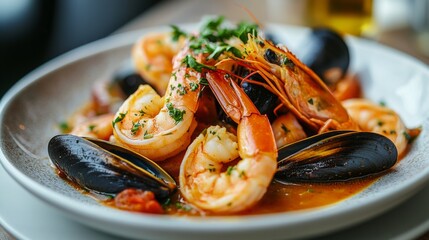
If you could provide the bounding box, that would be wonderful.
[0,0,162,97]
[0,0,428,98]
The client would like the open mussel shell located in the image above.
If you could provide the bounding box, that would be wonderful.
[275,131,398,183]
[296,27,350,86]
[48,134,176,200]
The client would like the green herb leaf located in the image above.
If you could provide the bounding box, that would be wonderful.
[131,122,141,135]
[143,130,153,139]
[171,25,187,41]
[59,122,70,132]
[177,83,187,95]
[199,78,209,86]
[166,102,186,124]
[112,111,127,127]
[226,166,235,176]
[88,124,96,132]
[182,55,216,72]
[234,21,258,43]
[190,82,199,91]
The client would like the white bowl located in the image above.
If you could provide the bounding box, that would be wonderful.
[1,24,429,240]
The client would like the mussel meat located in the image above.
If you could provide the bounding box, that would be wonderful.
[295,27,350,86]
[48,134,176,200]
[275,131,398,183]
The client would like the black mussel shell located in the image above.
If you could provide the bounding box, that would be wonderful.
[237,66,278,120]
[275,131,398,183]
[296,27,350,86]
[48,134,175,200]
[277,130,353,160]
[113,60,154,97]
[216,66,278,124]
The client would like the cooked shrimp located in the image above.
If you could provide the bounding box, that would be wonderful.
[271,113,307,148]
[70,113,115,141]
[132,32,185,95]
[113,46,200,161]
[342,98,410,156]
[180,72,277,213]
[333,74,362,101]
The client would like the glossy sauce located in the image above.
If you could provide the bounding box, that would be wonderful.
[62,88,389,216]
[152,150,377,216]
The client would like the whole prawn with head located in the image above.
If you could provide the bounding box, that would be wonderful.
[230,35,359,134]
[180,71,277,213]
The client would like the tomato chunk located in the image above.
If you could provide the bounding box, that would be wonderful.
[114,189,164,214]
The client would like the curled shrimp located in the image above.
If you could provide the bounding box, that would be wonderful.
[132,32,185,95]
[179,72,277,213]
[113,46,200,161]
[229,36,358,133]
[271,113,307,148]
[342,98,414,156]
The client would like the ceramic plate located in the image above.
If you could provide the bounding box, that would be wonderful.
[1,24,428,240]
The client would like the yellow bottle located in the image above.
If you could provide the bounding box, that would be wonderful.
[306,0,374,36]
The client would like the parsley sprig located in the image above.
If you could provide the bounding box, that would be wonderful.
[171,16,258,61]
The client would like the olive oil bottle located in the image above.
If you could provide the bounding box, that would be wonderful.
[306,0,374,36]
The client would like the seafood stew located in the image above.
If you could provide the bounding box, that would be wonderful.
[48,16,421,216]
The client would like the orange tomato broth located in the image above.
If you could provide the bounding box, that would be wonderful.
[100,118,384,216]
[72,75,394,216]
[156,151,377,216]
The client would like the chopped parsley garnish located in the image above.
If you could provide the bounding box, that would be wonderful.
[234,21,259,43]
[226,166,235,176]
[190,82,199,91]
[173,16,259,66]
[177,83,187,95]
[207,44,242,60]
[112,111,127,127]
[171,25,187,41]
[139,110,146,116]
[199,78,209,86]
[131,122,141,135]
[175,202,192,211]
[143,130,153,139]
[377,120,384,126]
[88,125,96,132]
[166,102,186,124]
[308,98,314,105]
[59,122,70,132]
[182,55,216,72]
